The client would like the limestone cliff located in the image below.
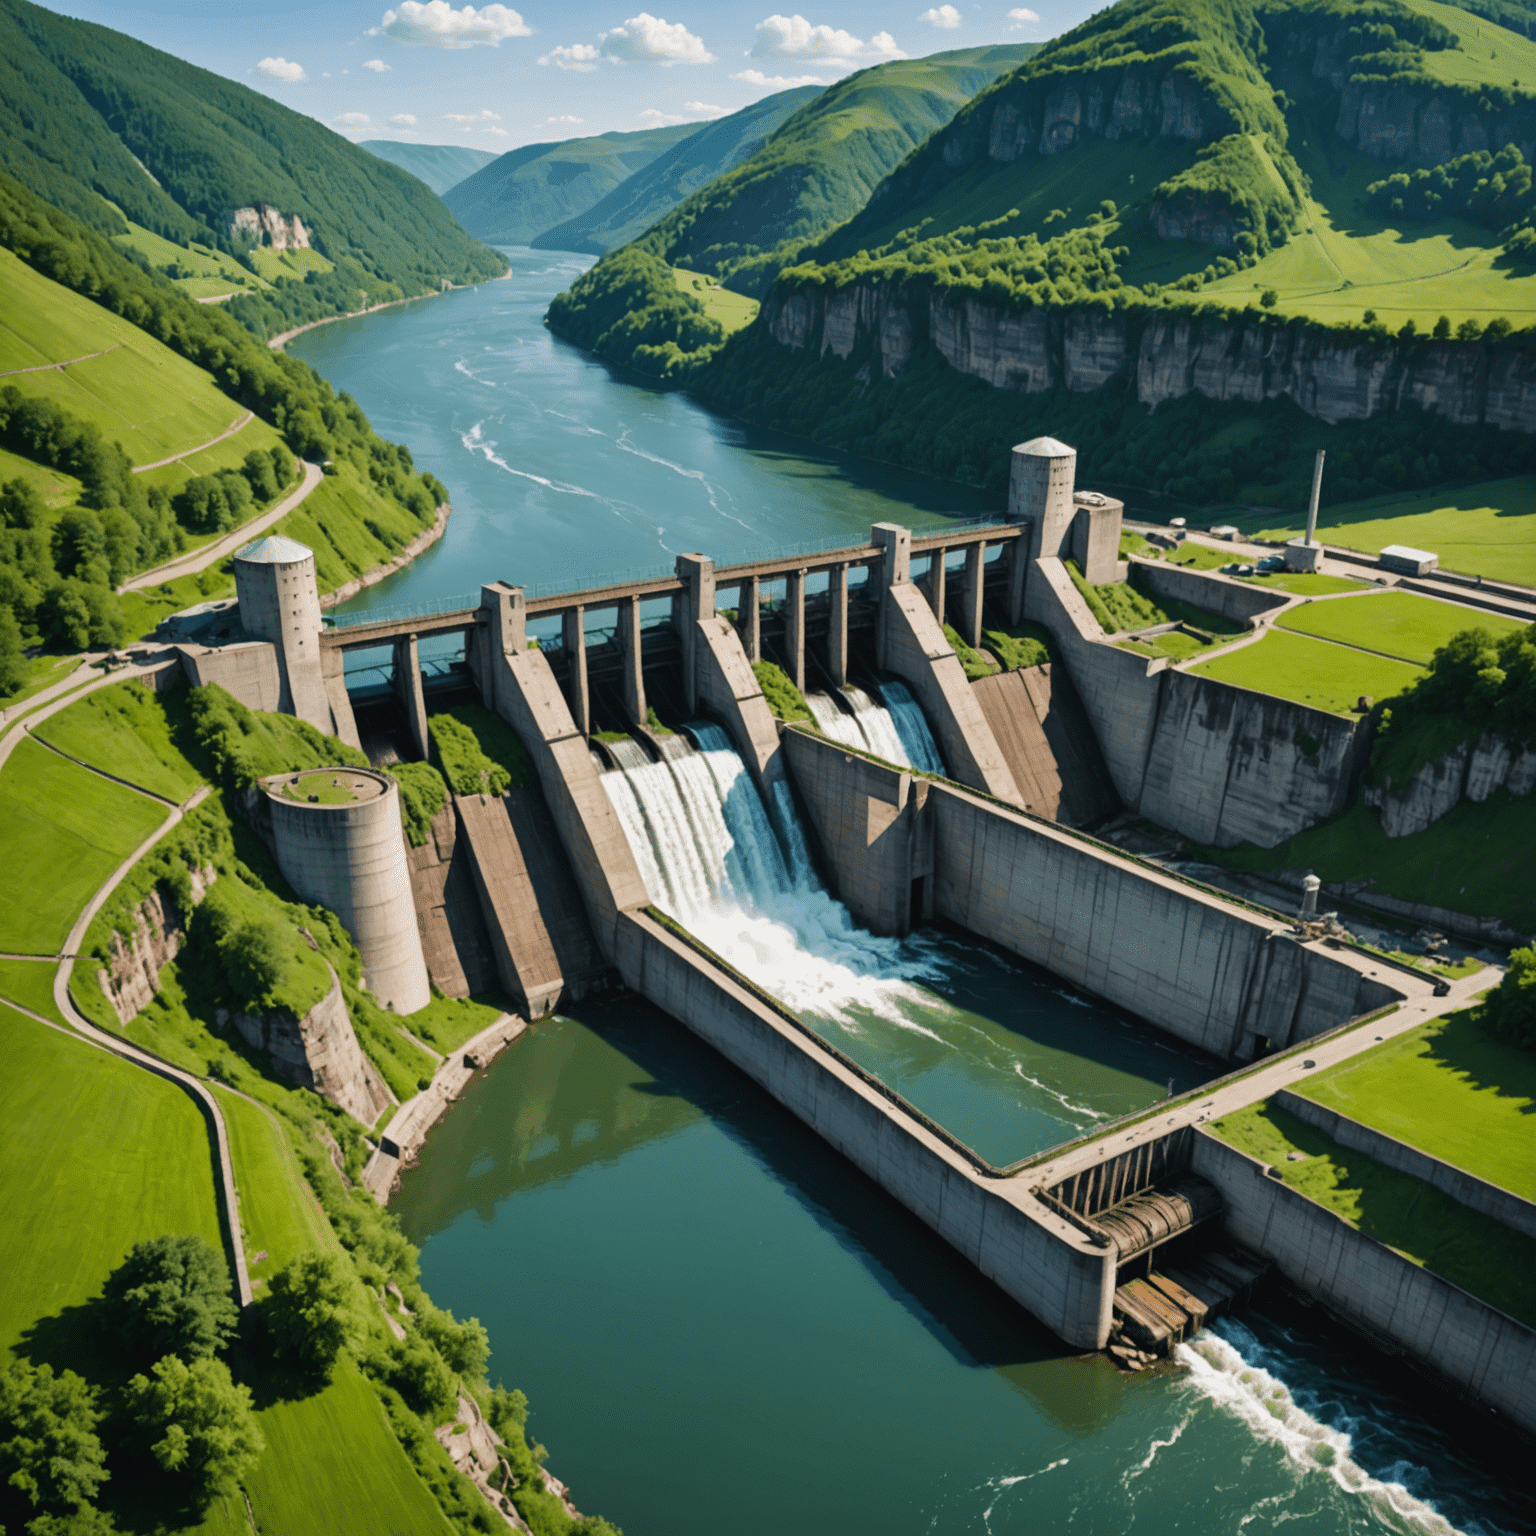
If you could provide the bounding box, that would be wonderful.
[228,205,311,250]
[764,283,1536,431]
[97,865,218,1025]
[224,964,393,1125]
[1363,732,1536,837]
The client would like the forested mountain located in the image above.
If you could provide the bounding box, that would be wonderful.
[532,87,824,255]
[0,0,505,335]
[443,124,703,246]
[360,141,500,197]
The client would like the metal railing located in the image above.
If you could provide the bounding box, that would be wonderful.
[326,593,481,629]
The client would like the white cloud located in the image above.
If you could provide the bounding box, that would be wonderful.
[600,14,713,65]
[683,101,725,114]
[640,109,687,123]
[484,126,510,136]
[748,14,903,66]
[870,30,902,54]
[1006,6,1040,24]
[363,58,391,71]
[546,114,585,124]
[257,56,306,81]
[380,2,530,48]
[540,42,599,69]
[389,112,418,124]
[919,4,961,25]
[333,112,372,127]
[731,67,826,86]
[444,108,502,125]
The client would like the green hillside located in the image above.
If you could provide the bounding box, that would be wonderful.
[443,122,702,246]
[532,87,824,254]
[360,140,500,197]
[0,0,504,336]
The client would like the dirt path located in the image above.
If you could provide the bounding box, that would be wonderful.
[0,343,122,377]
[132,410,255,473]
[119,458,323,593]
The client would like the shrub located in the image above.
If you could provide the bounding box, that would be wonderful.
[0,1360,108,1515]
[122,1356,263,1508]
[263,1250,361,1380]
[943,623,1000,680]
[417,1305,490,1381]
[1483,946,1536,1049]
[102,1234,238,1363]
[379,1336,456,1418]
[429,707,529,796]
[751,660,810,723]
[392,760,448,847]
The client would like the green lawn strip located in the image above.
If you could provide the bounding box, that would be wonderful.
[674,267,759,334]
[0,651,86,712]
[32,678,209,801]
[1207,1100,1536,1327]
[1240,572,1370,596]
[0,956,67,1025]
[1277,590,1524,667]
[401,990,509,1057]
[1147,541,1233,572]
[0,737,167,954]
[1187,628,1423,714]
[119,566,236,642]
[753,659,812,722]
[1292,1008,1536,1201]
[0,1002,223,1355]
[1189,787,1536,936]
[242,1358,458,1536]
[1243,476,1536,588]
[0,441,82,510]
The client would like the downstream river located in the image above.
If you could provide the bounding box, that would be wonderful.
[294,255,1528,1536]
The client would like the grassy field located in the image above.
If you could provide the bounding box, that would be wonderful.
[1207,1099,1536,1327]
[33,679,208,802]
[0,441,82,510]
[0,651,85,714]
[1241,477,1536,587]
[247,247,335,285]
[110,215,265,299]
[119,567,236,642]
[1402,0,1536,90]
[1187,627,1424,714]
[0,737,167,953]
[242,1359,457,1536]
[0,248,255,467]
[1242,572,1370,596]
[0,956,67,1025]
[1276,590,1524,665]
[1293,1007,1535,1199]
[674,267,760,334]
[136,410,288,495]
[1192,787,1536,934]
[0,1003,223,1354]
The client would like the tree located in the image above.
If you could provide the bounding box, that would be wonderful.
[1362,309,1376,323]
[41,580,125,651]
[103,1234,238,1363]
[1457,317,1484,340]
[268,443,295,488]
[1484,947,1536,1049]
[0,1360,108,1516]
[0,606,27,698]
[1432,314,1451,339]
[263,1251,359,1379]
[221,919,289,1005]
[240,449,278,502]
[25,1507,118,1534]
[1260,288,1277,307]
[0,477,46,529]
[417,1306,489,1381]
[381,1336,456,1418]
[123,1356,263,1507]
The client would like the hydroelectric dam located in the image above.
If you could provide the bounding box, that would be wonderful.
[160,436,1532,1428]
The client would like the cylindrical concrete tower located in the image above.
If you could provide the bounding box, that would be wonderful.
[234,535,334,733]
[1009,436,1078,562]
[262,767,431,1015]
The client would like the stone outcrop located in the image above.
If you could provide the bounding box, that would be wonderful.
[765,284,1536,432]
[1364,732,1536,837]
[1150,191,1239,249]
[228,205,311,250]
[97,865,217,1025]
[225,965,393,1126]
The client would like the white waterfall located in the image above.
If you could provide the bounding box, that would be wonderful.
[802,684,946,776]
[601,723,948,1024]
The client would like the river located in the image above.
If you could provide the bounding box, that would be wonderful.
[294,255,1529,1536]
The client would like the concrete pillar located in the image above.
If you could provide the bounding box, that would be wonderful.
[1009,437,1078,563]
[391,633,429,760]
[1008,536,1029,626]
[620,594,646,726]
[562,606,590,736]
[741,575,761,663]
[827,563,849,687]
[872,523,911,673]
[784,568,806,693]
[962,542,986,649]
[676,553,716,712]
[928,549,947,623]
[477,582,526,719]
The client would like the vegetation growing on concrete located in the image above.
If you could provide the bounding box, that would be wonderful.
[430,706,532,797]
[1295,1002,1536,1194]
[393,761,450,848]
[1207,1099,1536,1326]
[752,659,812,723]
[188,682,367,789]
[981,622,1053,672]
[944,623,1000,680]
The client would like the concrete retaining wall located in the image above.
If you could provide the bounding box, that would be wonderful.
[1273,1089,1536,1241]
[694,616,787,800]
[613,906,1115,1348]
[1133,560,1289,628]
[1191,1129,1536,1436]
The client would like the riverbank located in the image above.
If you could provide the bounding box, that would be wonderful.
[321,501,452,609]
[268,271,513,352]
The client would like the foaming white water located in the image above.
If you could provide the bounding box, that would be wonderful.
[1178,1321,1470,1535]
[805,693,868,753]
[843,686,913,765]
[879,681,947,774]
[602,723,948,1024]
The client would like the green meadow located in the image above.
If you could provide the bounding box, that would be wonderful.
[1276,590,1525,666]
[33,679,208,802]
[109,214,266,300]
[675,267,760,334]
[1187,627,1424,714]
[247,246,335,285]
[0,956,68,1025]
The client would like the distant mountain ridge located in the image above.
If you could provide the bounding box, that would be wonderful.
[360,141,500,197]
[444,123,702,246]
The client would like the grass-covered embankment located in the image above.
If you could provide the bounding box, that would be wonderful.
[1207,1098,1536,1326]
[1188,628,1424,714]
[1276,591,1526,667]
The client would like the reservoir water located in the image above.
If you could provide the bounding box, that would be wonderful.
[296,259,1529,1535]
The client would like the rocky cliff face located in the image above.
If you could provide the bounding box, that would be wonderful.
[228,205,311,250]
[226,965,393,1126]
[97,865,217,1025]
[1364,732,1536,836]
[765,282,1536,431]
[1150,190,1239,248]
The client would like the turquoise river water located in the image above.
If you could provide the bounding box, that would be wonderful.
[296,254,1529,1536]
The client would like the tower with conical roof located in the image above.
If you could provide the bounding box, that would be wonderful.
[233,534,335,734]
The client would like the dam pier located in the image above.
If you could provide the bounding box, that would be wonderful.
[160,438,1534,1433]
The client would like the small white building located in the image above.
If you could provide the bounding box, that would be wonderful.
[1378,544,1439,576]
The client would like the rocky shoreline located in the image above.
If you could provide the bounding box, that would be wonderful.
[320,502,451,609]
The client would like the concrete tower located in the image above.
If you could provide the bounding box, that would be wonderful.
[263,767,431,1015]
[1009,436,1079,561]
[234,535,334,734]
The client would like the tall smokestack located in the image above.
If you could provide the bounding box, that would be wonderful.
[1305,450,1325,546]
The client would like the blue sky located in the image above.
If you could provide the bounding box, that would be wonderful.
[50,0,1092,151]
